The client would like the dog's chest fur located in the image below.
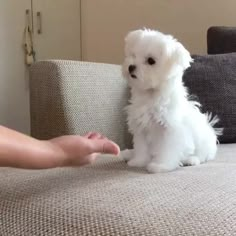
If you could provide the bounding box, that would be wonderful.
[126,92,171,134]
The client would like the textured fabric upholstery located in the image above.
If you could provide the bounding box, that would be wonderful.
[183,53,236,143]
[207,26,236,54]
[1,144,236,235]
[29,60,132,150]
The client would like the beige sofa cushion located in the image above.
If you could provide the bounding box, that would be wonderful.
[0,144,236,235]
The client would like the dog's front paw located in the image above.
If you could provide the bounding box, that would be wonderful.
[147,163,176,173]
[183,156,201,166]
[120,149,133,162]
[128,158,147,168]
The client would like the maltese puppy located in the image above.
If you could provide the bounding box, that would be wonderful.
[121,29,222,173]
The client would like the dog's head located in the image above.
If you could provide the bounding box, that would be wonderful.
[122,29,193,91]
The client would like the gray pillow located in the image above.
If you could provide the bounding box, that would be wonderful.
[183,53,236,143]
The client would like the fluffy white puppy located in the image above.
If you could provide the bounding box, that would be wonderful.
[121,29,222,173]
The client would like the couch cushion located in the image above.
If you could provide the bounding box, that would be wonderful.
[207,26,236,54]
[0,144,236,235]
[183,53,236,143]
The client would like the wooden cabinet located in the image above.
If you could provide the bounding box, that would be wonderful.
[33,0,81,61]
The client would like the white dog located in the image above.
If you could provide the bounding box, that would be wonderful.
[121,29,222,173]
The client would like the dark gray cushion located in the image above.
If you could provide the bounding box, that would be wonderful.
[207,27,236,54]
[183,53,236,143]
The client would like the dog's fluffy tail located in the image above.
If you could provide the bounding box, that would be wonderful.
[206,112,224,138]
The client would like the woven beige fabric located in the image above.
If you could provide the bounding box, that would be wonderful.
[29,60,132,149]
[0,144,236,235]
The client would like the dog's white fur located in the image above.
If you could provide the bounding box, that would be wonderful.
[121,29,222,173]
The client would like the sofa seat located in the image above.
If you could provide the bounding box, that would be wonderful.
[1,144,236,235]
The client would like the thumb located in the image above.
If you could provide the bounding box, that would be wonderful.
[89,139,120,155]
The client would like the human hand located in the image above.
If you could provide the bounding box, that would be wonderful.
[47,132,120,167]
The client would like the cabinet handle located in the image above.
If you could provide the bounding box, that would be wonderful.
[37,12,42,34]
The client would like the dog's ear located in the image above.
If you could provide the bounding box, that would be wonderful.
[125,30,143,44]
[173,42,193,70]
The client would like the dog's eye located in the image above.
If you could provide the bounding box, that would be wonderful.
[147,57,156,65]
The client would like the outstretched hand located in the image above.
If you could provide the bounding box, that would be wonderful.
[48,132,120,167]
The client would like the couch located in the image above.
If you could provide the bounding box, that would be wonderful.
[0,27,236,235]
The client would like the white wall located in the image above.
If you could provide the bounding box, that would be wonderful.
[81,0,236,64]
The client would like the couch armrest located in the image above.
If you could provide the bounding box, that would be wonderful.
[29,60,132,149]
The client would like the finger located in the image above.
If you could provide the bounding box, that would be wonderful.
[84,132,103,140]
[89,133,107,140]
[83,132,93,138]
[71,153,98,166]
[82,153,98,164]
[86,153,98,163]
[89,133,103,139]
[88,139,120,155]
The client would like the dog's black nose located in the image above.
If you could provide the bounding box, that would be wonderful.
[128,65,136,73]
